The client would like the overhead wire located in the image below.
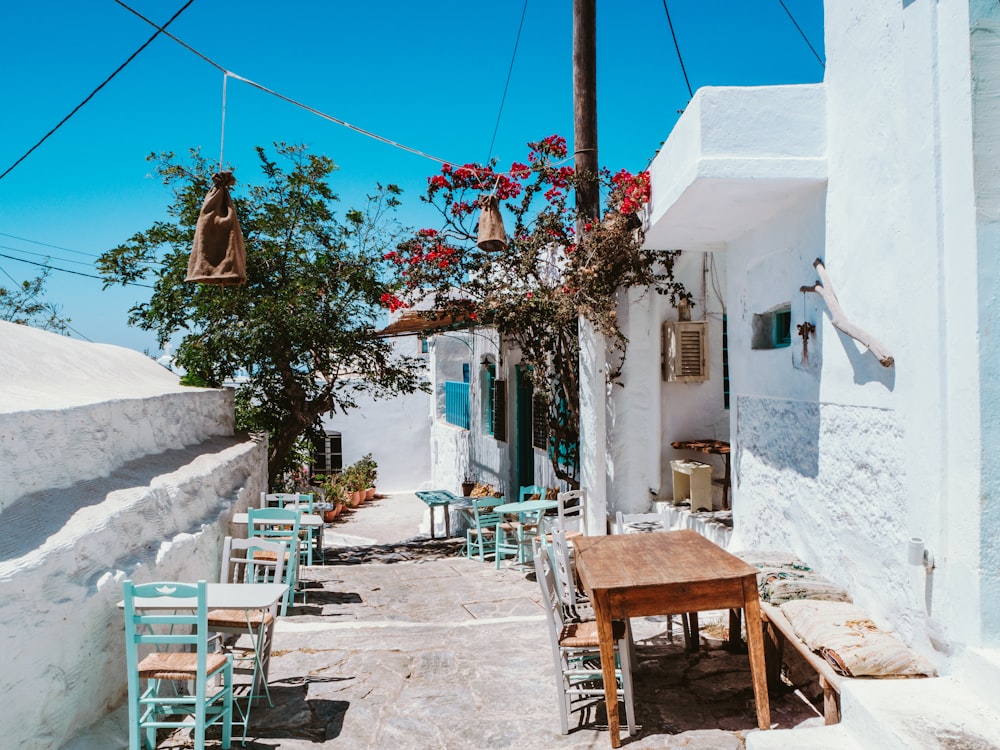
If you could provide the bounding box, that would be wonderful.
[0,261,94,341]
[777,0,825,68]
[662,0,693,99]
[0,251,154,288]
[486,0,530,165]
[113,0,463,171]
[0,0,195,182]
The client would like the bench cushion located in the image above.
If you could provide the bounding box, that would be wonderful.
[735,551,852,605]
[780,599,938,678]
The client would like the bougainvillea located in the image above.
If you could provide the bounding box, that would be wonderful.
[382,136,691,486]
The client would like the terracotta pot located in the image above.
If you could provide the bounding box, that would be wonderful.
[350,490,365,507]
[322,505,342,523]
[365,487,376,501]
[461,481,475,497]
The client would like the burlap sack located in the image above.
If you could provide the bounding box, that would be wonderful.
[185,171,247,285]
[476,194,507,252]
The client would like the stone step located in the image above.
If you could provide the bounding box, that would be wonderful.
[838,674,1000,749]
[746,723,862,750]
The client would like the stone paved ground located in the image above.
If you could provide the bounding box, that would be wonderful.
[114,493,827,749]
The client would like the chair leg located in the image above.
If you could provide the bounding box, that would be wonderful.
[617,634,637,736]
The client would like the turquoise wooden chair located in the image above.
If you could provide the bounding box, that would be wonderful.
[518,484,548,503]
[248,506,302,614]
[261,492,316,566]
[123,579,233,750]
[495,506,545,570]
[465,496,503,561]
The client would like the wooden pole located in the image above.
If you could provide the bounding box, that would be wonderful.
[573,0,599,222]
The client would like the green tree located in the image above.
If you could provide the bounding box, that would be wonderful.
[0,267,71,333]
[98,143,428,484]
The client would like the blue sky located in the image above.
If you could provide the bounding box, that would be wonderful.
[0,1,825,354]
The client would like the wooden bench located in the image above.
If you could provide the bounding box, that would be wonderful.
[760,600,844,724]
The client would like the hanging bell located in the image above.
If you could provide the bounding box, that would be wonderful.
[476,194,507,252]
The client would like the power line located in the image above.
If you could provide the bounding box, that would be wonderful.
[0,0,195,182]
[0,231,101,258]
[0,251,154,288]
[113,0,461,170]
[662,0,693,99]
[777,0,825,68]
[0,262,93,341]
[0,243,99,268]
[486,0,530,164]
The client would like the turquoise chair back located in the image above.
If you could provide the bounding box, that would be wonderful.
[248,506,302,615]
[123,579,233,750]
[518,485,548,503]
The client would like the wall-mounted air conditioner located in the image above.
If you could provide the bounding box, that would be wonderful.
[662,321,708,382]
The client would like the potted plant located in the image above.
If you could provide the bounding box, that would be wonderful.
[358,453,378,500]
[341,462,366,507]
[316,474,346,522]
[461,475,476,497]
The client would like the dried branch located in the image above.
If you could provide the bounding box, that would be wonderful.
[800,258,894,367]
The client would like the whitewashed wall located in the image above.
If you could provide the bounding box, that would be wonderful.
[0,323,266,749]
[320,337,432,493]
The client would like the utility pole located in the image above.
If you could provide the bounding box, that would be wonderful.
[573,0,599,221]
[573,0,609,534]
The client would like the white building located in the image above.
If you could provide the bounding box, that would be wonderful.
[584,0,1000,742]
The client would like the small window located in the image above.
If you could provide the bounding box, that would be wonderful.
[752,305,792,350]
[419,336,429,354]
[312,432,343,475]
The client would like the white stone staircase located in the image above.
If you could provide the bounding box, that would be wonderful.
[747,654,1000,750]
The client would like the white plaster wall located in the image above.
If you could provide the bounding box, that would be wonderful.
[0,322,233,513]
[724,0,1000,659]
[970,7,1000,647]
[0,323,268,748]
[321,335,432,495]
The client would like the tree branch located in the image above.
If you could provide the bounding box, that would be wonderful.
[800,258,894,367]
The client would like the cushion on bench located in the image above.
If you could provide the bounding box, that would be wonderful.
[779,599,938,678]
[735,550,852,605]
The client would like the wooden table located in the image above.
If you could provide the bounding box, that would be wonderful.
[574,530,770,747]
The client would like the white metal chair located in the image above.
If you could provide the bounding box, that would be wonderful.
[209,536,286,740]
[533,537,636,736]
[556,489,586,538]
[123,579,233,750]
[614,510,670,535]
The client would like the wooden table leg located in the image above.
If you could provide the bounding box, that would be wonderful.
[444,503,451,538]
[590,590,621,748]
[742,578,771,730]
